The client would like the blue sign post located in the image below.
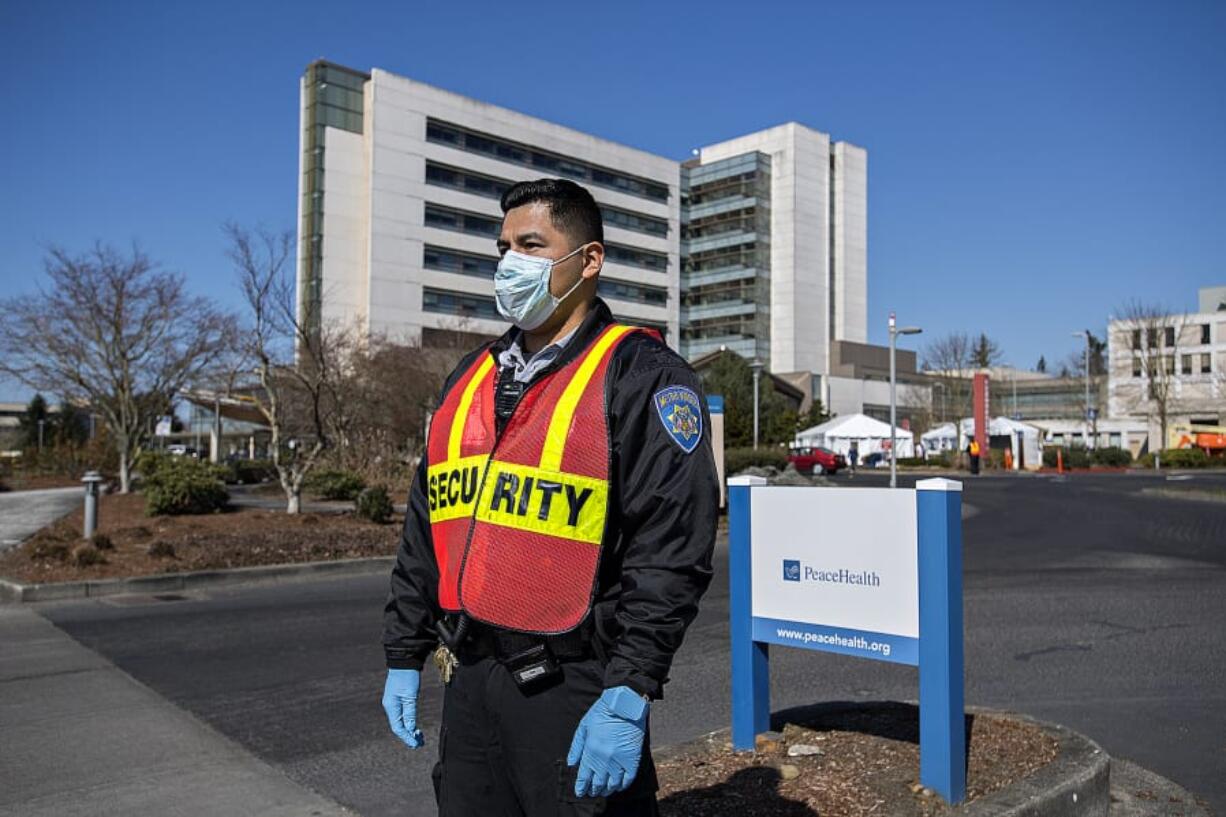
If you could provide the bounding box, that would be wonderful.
[728,476,966,803]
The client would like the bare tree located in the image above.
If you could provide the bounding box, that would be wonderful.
[0,245,236,492]
[1117,300,1189,447]
[227,223,359,514]
[921,332,975,423]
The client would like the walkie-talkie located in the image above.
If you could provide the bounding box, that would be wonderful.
[494,366,524,422]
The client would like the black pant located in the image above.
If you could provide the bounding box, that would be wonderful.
[433,652,659,816]
[969,454,980,475]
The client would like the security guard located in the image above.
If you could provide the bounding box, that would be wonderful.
[382,178,719,815]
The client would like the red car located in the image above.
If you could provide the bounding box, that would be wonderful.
[788,446,847,476]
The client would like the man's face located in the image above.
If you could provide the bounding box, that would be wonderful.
[496,202,598,300]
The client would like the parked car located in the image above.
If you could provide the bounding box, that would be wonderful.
[788,446,847,476]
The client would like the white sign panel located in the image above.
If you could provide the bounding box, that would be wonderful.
[749,486,919,664]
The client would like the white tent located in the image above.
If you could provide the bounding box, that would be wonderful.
[959,417,1043,471]
[920,422,958,454]
[795,413,914,460]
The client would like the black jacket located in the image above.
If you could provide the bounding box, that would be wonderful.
[383,299,719,699]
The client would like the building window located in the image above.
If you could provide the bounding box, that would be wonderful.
[1182,354,1193,375]
[424,203,501,239]
[425,161,510,200]
[423,245,498,278]
[597,278,668,307]
[605,243,669,272]
[1164,355,1175,375]
[1132,357,1141,377]
[1164,326,1175,346]
[422,287,500,320]
[1131,329,1141,349]
[1202,324,1212,344]
[426,119,669,203]
[1202,353,1212,374]
[1147,328,1158,347]
[424,161,669,238]
[601,205,669,237]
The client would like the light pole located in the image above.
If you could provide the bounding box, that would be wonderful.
[750,360,764,450]
[1072,330,1092,448]
[889,313,923,488]
[37,419,45,453]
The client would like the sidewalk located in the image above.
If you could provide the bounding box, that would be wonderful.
[0,486,79,550]
[0,606,352,817]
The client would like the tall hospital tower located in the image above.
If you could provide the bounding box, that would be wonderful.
[297,60,868,403]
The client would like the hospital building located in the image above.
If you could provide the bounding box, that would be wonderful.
[297,60,877,412]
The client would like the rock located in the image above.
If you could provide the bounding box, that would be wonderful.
[787,743,824,757]
[779,764,801,780]
[909,782,924,794]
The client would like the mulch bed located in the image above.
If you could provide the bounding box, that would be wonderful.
[0,491,401,584]
[657,703,1058,816]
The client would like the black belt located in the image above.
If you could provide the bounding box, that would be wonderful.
[449,616,596,663]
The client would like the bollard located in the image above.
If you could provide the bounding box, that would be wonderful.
[82,471,104,539]
[1056,449,1063,474]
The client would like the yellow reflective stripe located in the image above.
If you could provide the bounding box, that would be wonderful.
[473,460,608,545]
[448,355,495,462]
[427,455,489,523]
[538,325,633,472]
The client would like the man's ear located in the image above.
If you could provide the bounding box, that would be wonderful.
[581,242,604,280]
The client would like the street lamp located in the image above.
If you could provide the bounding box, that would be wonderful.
[750,360,764,450]
[889,313,923,488]
[1071,330,1092,448]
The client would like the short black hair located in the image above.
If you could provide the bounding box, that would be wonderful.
[500,178,604,246]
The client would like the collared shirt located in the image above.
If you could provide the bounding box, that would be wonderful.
[497,325,580,384]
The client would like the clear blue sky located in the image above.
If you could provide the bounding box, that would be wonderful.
[2,0,1224,401]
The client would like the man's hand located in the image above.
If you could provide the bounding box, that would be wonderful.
[382,668,425,748]
[566,686,649,798]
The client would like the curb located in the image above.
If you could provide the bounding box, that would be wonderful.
[1108,758,1214,816]
[0,556,395,603]
[654,703,1110,816]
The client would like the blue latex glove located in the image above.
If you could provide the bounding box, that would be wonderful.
[567,686,649,798]
[381,669,425,748]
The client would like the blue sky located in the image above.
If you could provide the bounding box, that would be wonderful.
[2,0,1224,401]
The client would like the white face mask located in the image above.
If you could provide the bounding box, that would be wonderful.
[493,244,587,331]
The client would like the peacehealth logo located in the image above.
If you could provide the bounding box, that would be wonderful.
[782,559,881,587]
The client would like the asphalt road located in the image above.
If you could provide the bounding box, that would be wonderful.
[36,471,1226,816]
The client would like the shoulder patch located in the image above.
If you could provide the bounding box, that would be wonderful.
[653,385,703,454]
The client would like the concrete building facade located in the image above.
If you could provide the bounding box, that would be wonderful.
[298,61,679,348]
[297,62,882,417]
[1107,287,1226,445]
[682,124,867,380]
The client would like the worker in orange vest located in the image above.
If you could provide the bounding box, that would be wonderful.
[1003,446,1014,471]
[967,437,982,475]
[381,178,719,814]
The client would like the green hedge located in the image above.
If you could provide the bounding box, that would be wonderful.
[305,468,366,500]
[725,447,790,474]
[1090,447,1132,467]
[356,485,394,523]
[226,458,276,485]
[1137,448,1210,469]
[1042,446,1091,469]
[144,457,229,516]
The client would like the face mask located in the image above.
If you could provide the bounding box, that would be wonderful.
[494,244,587,331]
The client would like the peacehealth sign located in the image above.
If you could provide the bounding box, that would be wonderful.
[728,476,967,803]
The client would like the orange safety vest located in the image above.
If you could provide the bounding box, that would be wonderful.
[425,324,642,634]
[969,440,981,456]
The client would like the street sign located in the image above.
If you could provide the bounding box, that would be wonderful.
[155,416,173,436]
[1087,408,1098,421]
[728,476,966,803]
